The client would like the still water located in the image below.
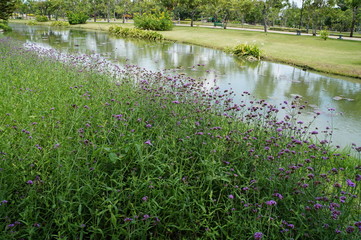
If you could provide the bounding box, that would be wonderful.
[6,23,361,148]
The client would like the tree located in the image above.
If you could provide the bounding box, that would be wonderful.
[0,0,16,21]
[259,0,286,32]
[179,0,205,27]
[345,0,361,36]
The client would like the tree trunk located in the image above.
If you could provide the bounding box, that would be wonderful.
[262,5,268,33]
[191,12,195,27]
[350,6,358,37]
[223,13,228,29]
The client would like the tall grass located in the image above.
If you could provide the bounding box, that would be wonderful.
[0,37,360,239]
[109,26,164,41]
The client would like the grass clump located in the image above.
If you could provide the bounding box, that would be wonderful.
[109,25,164,41]
[26,20,38,26]
[226,43,263,60]
[0,36,360,239]
[51,21,70,27]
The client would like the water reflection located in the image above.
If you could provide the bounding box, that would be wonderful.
[7,23,361,148]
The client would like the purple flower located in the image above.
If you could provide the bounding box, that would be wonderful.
[346,179,356,187]
[254,232,263,239]
[144,140,152,145]
[124,218,133,222]
[265,200,277,206]
[172,100,180,104]
[346,226,355,233]
[142,196,148,201]
[27,180,33,185]
[272,193,283,199]
[314,203,322,209]
[142,214,150,220]
[311,131,318,135]
[356,174,361,181]
[228,194,234,199]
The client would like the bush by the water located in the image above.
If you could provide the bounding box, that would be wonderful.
[0,37,360,239]
[134,11,173,31]
[26,20,38,26]
[109,26,164,41]
[51,21,70,27]
[67,12,89,25]
[226,43,263,60]
[0,22,11,32]
[35,15,48,22]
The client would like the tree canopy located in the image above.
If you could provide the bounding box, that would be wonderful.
[0,0,16,21]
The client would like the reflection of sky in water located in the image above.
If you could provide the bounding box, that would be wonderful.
[8,23,361,148]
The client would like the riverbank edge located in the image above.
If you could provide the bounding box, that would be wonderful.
[8,20,361,80]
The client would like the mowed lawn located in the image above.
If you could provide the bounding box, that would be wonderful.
[160,26,361,78]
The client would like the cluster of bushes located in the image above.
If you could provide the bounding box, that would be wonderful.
[134,11,173,31]
[0,22,12,32]
[67,12,89,25]
[109,26,164,41]
[226,43,263,61]
[51,21,70,27]
[35,15,48,22]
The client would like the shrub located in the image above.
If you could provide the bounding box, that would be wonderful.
[226,43,263,60]
[51,21,70,27]
[109,26,164,41]
[26,20,38,26]
[0,22,12,32]
[67,12,89,25]
[35,15,48,22]
[134,11,173,31]
[320,30,329,40]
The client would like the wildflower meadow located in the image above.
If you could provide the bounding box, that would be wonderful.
[0,37,360,239]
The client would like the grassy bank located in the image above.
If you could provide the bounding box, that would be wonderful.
[1,36,361,239]
[9,19,361,79]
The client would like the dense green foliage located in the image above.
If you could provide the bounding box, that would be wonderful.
[226,43,263,60]
[51,20,70,27]
[134,11,173,31]
[0,22,12,32]
[35,15,48,22]
[320,29,330,40]
[67,12,89,25]
[0,0,16,21]
[9,0,361,37]
[109,25,164,40]
[0,36,360,239]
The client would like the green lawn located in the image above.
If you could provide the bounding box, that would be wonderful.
[160,26,361,78]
